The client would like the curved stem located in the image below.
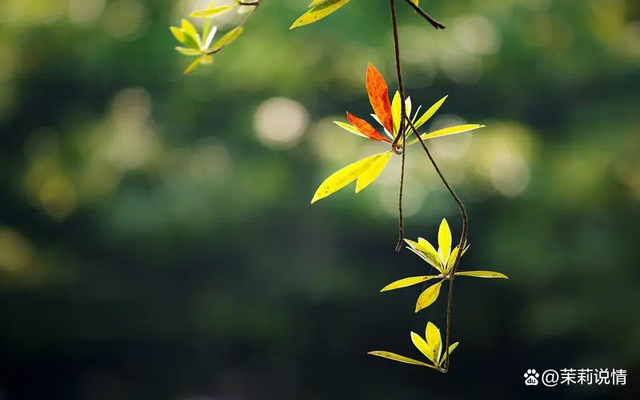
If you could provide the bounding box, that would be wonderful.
[405,117,468,373]
[390,0,407,252]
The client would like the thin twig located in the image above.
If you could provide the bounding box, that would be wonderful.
[402,0,446,29]
[404,116,468,373]
[390,0,408,252]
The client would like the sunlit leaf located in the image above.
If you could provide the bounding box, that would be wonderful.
[181,19,199,40]
[445,245,459,272]
[365,63,394,135]
[212,27,244,50]
[346,112,389,142]
[311,152,390,204]
[425,322,442,363]
[437,219,452,265]
[183,54,206,75]
[411,0,420,5]
[391,91,412,136]
[190,6,234,18]
[410,332,435,363]
[308,0,328,6]
[170,26,185,43]
[413,95,447,130]
[406,124,485,146]
[290,0,352,29]
[334,121,367,138]
[202,26,218,50]
[404,238,442,272]
[455,270,509,279]
[380,275,440,292]
[440,342,459,364]
[175,46,202,56]
[355,151,391,193]
[415,280,443,312]
[367,351,435,368]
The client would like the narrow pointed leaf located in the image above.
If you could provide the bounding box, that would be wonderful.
[417,238,444,272]
[290,0,352,29]
[380,275,440,292]
[212,27,244,50]
[308,0,328,6]
[183,55,206,74]
[334,121,367,138]
[407,124,485,146]
[170,26,185,43]
[311,152,390,204]
[365,63,394,135]
[175,47,202,56]
[425,322,442,364]
[367,351,435,368]
[346,112,390,142]
[203,25,218,49]
[404,238,442,272]
[440,342,459,364]
[181,19,199,40]
[455,270,509,279]
[438,219,452,267]
[355,151,392,193]
[190,6,234,18]
[411,332,435,363]
[445,246,460,273]
[391,91,401,136]
[415,280,443,312]
[414,95,447,130]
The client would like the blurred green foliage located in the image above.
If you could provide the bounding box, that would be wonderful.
[0,0,639,399]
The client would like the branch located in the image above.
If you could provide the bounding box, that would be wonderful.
[402,0,446,29]
[404,116,468,373]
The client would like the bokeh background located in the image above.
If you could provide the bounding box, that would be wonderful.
[1,0,639,399]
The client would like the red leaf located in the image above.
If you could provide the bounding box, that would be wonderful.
[365,63,394,135]
[346,112,390,142]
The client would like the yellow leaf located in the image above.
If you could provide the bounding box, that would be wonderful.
[181,19,198,39]
[411,0,420,5]
[367,351,435,368]
[308,0,328,6]
[390,91,411,137]
[170,26,185,43]
[413,95,447,130]
[310,152,389,204]
[290,0,352,30]
[415,280,443,312]
[440,342,459,365]
[455,270,509,279]
[425,322,442,364]
[445,245,460,273]
[380,275,440,292]
[437,219,452,267]
[334,121,367,138]
[406,124,485,146]
[190,6,234,18]
[355,151,392,193]
[183,54,206,75]
[212,27,244,50]
[175,46,202,56]
[410,332,435,363]
[408,237,443,272]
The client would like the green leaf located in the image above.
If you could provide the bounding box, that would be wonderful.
[311,151,389,204]
[413,95,447,130]
[212,27,245,50]
[367,351,435,369]
[437,219,452,266]
[290,0,352,30]
[334,121,367,138]
[355,151,392,193]
[406,124,485,146]
[190,6,235,18]
[455,270,509,279]
[175,47,202,56]
[415,280,443,312]
[380,275,440,292]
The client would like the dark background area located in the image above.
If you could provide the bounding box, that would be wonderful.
[0,0,639,399]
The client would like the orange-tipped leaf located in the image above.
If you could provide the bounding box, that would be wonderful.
[346,112,390,142]
[365,63,394,135]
